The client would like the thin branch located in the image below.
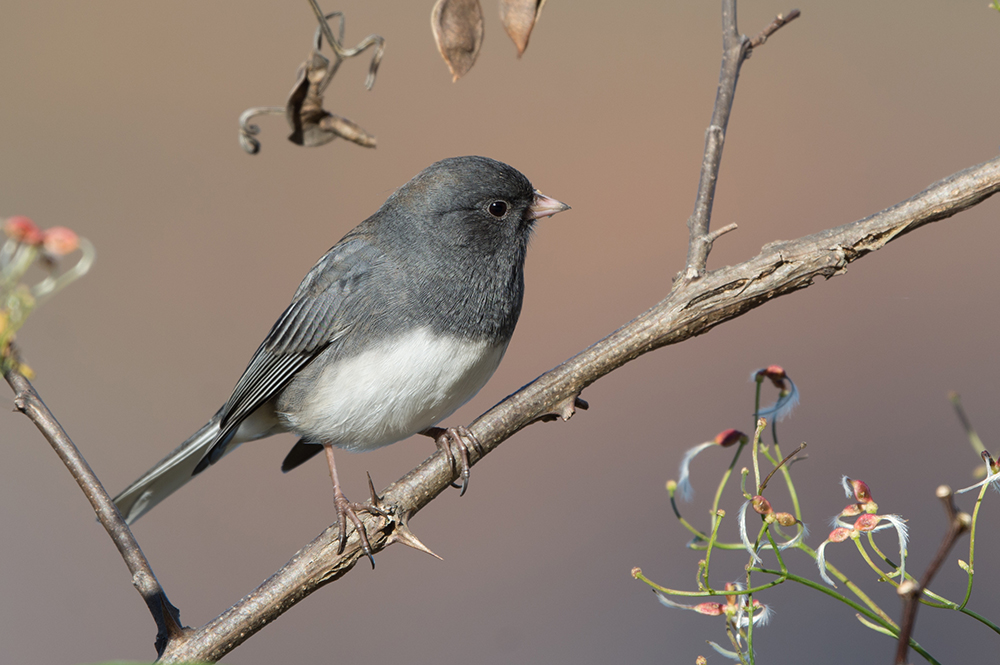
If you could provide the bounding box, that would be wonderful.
[707,222,739,243]
[307,0,384,89]
[749,9,801,48]
[4,360,184,656]
[894,486,972,665]
[683,4,799,280]
[159,153,1000,663]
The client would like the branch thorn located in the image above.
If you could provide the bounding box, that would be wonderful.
[387,512,443,560]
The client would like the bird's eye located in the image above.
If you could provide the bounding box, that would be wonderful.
[487,200,509,218]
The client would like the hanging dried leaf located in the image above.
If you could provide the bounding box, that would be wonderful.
[237,11,380,154]
[500,0,546,57]
[286,49,376,148]
[431,0,485,81]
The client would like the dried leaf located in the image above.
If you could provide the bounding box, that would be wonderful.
[431,0,484,81]
[286,49,376,148]
[500,0,545,57]
[318,115,376,148]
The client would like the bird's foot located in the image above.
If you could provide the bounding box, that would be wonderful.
[423,425,483,496]
[333,478,386,569]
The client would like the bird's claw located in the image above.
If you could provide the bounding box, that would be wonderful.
[428,426,481,496]
[333,485,381,569]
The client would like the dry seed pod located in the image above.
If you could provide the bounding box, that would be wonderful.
[431,0,485,81]
[499,0,546,56]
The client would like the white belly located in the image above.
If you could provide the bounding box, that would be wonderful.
[281,328,507,452]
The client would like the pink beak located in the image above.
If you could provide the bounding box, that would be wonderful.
[527,190,571,220]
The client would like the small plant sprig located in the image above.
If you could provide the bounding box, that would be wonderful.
[0,216,94,376]
[632,368,999,664]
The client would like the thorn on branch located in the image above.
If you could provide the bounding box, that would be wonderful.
[533,393,588,423]
[386,511,443,560]
[749,9,801,49]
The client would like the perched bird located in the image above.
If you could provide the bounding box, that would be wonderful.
[112,156,569,562]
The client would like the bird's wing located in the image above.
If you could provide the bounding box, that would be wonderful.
[203,235,382,467]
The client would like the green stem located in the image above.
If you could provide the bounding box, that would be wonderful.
[955,607,1000,635]
[855,614,942,665]
[794,542,897,628]
[865,532,901,579]
[765,526,788,573]
[702,509,725,591]
[771,441,803,520]
[754,567,893,629]
[632,569,785,597]
[753,378,763,429]
[854,536,894,583]
[710,440,748,525]
[751,419,765,493]
[865,534,1000,633]
[668,490,712,541]
[754,568,937,663]
[959,482,987,610]
[687,540,748,551]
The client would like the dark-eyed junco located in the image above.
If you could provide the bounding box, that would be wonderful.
[112,156,569,561]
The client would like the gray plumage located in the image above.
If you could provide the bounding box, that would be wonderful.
[113,156,567,524]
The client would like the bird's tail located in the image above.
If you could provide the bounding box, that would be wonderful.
[112,414,224,524]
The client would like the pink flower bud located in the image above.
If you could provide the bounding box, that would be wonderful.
[4,216,43,244]
[850,478,873,504]
[828,527,851,543]
[840,503,863,517]
[41,227,79,256]
[714,428,747,447]
[854,514,881,532]
[693,602,725,616]
[753,366,799,421]
[751,495,772,515]
[756,365,787,389]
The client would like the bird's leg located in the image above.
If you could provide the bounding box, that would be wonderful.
[323,442,382,568]
[421,426,483,496]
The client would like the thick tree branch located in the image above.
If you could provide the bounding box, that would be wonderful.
[158,154,1000,662]
[683,3,799,280]
[4,363,184,656]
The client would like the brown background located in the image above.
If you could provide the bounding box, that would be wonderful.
[2,1,999,663]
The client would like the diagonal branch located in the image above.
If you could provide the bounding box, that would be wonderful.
[158,153,1000,663]
[894,486,972,665]
[683,2,799,280]
[4,363,184,657]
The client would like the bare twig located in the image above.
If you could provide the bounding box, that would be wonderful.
[683,3,800,281]
[157,153,1000,663]
[4,359,184,656]
[894,486,972,665]
[949,391,986,456]
[749,9,801,48]
[758,442,806,494]
[307,0,384,89]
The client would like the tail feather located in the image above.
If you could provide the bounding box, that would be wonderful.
[281,438,324,472]
[113,416,224,524]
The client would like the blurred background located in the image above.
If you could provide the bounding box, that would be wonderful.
[2,1,999,663]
